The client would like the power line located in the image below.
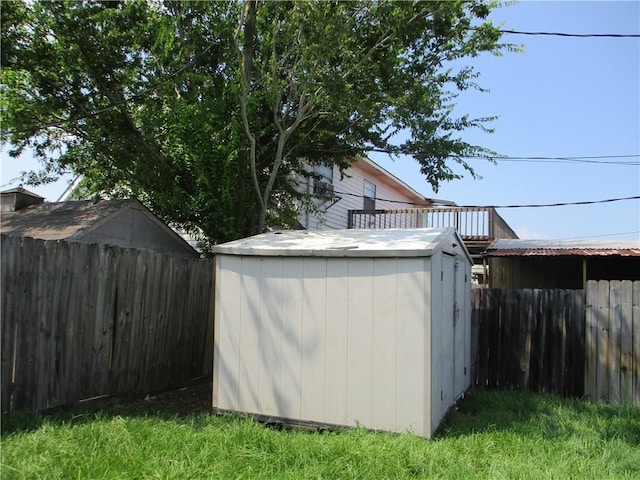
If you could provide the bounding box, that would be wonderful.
[460,196,640,209]
[455,154,639,166]
[484,157,640,166]
[470,27,640,38]
[333,189,640,209]
[368,150,640,166]
[498,29,640,38]
[559,231,640,240]
[493,155,638,160]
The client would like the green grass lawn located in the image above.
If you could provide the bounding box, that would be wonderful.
[2,388,639,479]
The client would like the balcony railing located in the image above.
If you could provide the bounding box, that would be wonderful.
[347,207,518,243]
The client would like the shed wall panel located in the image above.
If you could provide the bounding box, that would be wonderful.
[396,258,429,435]
[279,259,304,420]
[258,258,284,416]
[372,259,399,431]
[213,255,242,410]
[324,260,350,424]
[345,259,375,427]
[301,259,328,422]
[238,258,262,414]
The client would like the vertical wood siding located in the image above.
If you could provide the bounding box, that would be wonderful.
[1,234,213,413]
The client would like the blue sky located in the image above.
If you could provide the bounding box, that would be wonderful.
[2,1,639,240]
[373,0,640,240]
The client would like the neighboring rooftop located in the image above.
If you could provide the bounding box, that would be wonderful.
[1,199,137,240]
[486,239,640,257]
[1,186,45,213]
[0,194,198,257]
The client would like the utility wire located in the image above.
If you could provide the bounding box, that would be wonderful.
[454,196,640,209]
[489,155,638,160]
[454,154,639,166]
[483,158,639,166]
[333,189,640,209]
[3,25,638,136]
[560,231,640,240]
[368,150,640,165]
[470,27,640,38]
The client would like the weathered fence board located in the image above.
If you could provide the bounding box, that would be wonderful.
[1,234,213,413]
[584,280,638,406]
[474,282,639,406]
[472,287,585,396]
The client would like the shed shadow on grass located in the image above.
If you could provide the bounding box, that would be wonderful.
[1,378,215,437]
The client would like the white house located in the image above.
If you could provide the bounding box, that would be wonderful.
[298,156,454,230]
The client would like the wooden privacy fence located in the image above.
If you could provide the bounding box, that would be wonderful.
[472,288,585,397]
[472,281,639,406]
[1,235,214,413]
[585,280,639,405]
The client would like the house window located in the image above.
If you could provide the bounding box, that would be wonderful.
[313,163,334,197]
[363,180,376,210]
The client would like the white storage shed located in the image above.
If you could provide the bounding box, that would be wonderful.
[212,227,472,438]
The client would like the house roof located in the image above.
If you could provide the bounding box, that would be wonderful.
[1,198,137,240]
[214,227,471,261]
[0,197,198,256]
[1,186,44,199]
[485,239,640,257]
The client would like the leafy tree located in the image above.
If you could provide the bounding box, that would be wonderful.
[1,0,512,250]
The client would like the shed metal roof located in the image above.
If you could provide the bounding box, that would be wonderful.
[486,239,640,257]
[214,227,471,260]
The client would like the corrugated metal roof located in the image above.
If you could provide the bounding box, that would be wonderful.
[486,239,640,257]
[214,227,471,259]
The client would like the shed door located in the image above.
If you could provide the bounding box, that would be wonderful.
[440,254,455,413]
[453,258,467,399]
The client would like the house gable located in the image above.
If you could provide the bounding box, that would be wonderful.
[299,157,451,230]
[74,200,199,257]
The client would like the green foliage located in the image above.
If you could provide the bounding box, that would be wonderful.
[1,0,513,248]
[2,391,639,479]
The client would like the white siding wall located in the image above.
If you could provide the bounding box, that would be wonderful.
[299,162,426,230]
[213,254,432,436]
